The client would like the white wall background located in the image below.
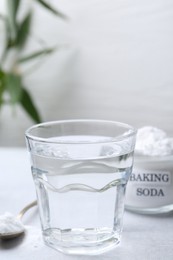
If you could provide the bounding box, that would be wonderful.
[0,0,173,146]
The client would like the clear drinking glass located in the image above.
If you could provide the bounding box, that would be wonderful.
[25,120,136,255]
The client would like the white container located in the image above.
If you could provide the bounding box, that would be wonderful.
[125,153,173,214]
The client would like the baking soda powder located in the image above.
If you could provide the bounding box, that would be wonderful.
[0,212,24,234]
[126,126,173,214]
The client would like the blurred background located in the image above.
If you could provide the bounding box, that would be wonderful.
[0,0,173,146]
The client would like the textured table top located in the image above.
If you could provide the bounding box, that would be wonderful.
[0,148,173,260]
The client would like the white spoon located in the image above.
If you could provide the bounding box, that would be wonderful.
[0,200,37,239]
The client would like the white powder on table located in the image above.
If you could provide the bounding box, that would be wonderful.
[0,212,24,234]
[23,225,43,250]
[135,126,173,156]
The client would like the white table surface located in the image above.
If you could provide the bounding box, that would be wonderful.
[0,148,173,260]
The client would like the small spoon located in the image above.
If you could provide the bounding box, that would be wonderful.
[0,200,37,239]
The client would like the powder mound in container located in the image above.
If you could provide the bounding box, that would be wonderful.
[0,212,25,234]
[135,126,173,156]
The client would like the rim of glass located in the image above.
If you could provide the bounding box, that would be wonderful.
[25,119,137,144]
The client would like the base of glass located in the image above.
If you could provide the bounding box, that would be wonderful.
[43,228,120,255]
[125,204,173,215]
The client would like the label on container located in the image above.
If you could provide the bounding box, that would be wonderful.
[126,169,173,208]
[130,170,171,185]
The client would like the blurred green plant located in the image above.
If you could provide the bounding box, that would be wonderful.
[0,0,66,123]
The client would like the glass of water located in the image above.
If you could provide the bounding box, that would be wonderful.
[25,120,136,255]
